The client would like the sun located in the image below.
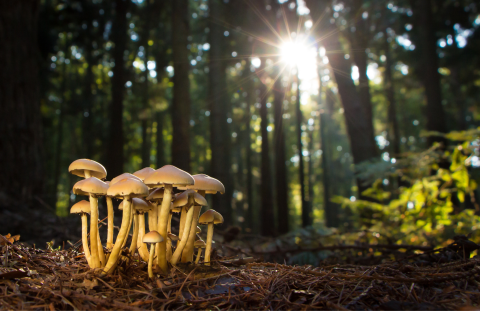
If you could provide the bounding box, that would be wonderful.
[280,39,311,67]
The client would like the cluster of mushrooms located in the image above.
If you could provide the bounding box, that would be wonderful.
[68,159,225,277]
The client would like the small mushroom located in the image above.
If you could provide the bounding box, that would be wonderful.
[178,174,225,262]
[133,167,155,182]
[68,159,107,180]
[129,199,153,256]
[194,240,206,264]
[199,210,224,265]
[103,178,149,274]
[73,177,108,268]
[70,200,92,267]
[166,232,179,261]
[170,190,207,265]
[144,165,194,273]
[143,231,164,278]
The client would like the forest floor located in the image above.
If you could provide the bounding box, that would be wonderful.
[1,232,480,310]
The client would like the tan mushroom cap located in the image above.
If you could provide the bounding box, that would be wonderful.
[133,167,155,181]
[168,233,179,241]
[178,174,225,194]
[107,178,149,198]
[143,231,164,243]
[199,209,224,225]
[143,165,195,188]
[146,188,175,202]
[69,159,107,180]
[173,190,208,208]
[119,198,153,211]
[73,177,109,197]
[194,240,206,248]
[70,200,91,214]
[111,173,142,185]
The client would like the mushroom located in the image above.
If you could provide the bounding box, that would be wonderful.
[170,190,207,265]
[133,167,155,182]
[143,165,194,273]
[69,159,107,180]
[103,178,149,274]
[198,209,224,265]
[73,177,108,268]
[143,231,164,278]
[129,199,153,256]
[178,174,225,262]
[166,232,179,261]
[70,200,93,267]
[194,240,206,264]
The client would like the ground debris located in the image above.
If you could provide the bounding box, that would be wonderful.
[0,239,480,310]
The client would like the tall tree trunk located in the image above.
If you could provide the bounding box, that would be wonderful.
[171,0,191,171]
[273,70,289,234]
[306,0,377,200]
[259,60,275,236]
[52,36,69,208]
[416,0,447,145]
[208,0,232,225]
[0,1,43,199]
[107,0,128,178]
[296,73,310,227]
[383,31,401,156]
[243,68,255,233]
[141,0,151,168]
[156,111,166,168]
[83,37,94,159]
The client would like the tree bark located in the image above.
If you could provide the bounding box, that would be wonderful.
[0,0,43,198]
[208,0,232,225]
[383,31,401,156]
[259,60,275,236]
[306,0,377,200]
[416,0,447,145]
[141,0,151,168]
[171,0,191,171]
[273,71,289,234]
[107,0,128,178]
[296,73,310,227]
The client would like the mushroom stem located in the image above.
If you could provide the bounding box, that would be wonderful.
[204,223,214,266]
[97,231,106,267]
[170,204,194,265]
[166,237,173,261]
[181,206,201,263]
[88,194,101,268]
[149,202,158,231]
[137,213,150,261]
[195,248,202,264]
[122,207,134,248]
[156,184,173,274]
[80,213,92,267]
[148,243,155,278]
[129,213,140,256]
[103,197,132,274]
[179,206,187,238]
[106,197,114,249]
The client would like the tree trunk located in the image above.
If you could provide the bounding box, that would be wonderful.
[383,31,401,156]
[156,112,166,168]
[141,0,151,168]
[259,60,275,236]
[416,0,447,145]
[107,0,128,178]
[296,73,310,227]
[83,36,94,159]
[171,0,191,171]
[273,70,289,234]
[208,0,232,225]
[0,1,43,199]
[243,68,255,233]
[306,0,377,200]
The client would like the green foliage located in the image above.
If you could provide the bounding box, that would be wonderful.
[333,129,480,246]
